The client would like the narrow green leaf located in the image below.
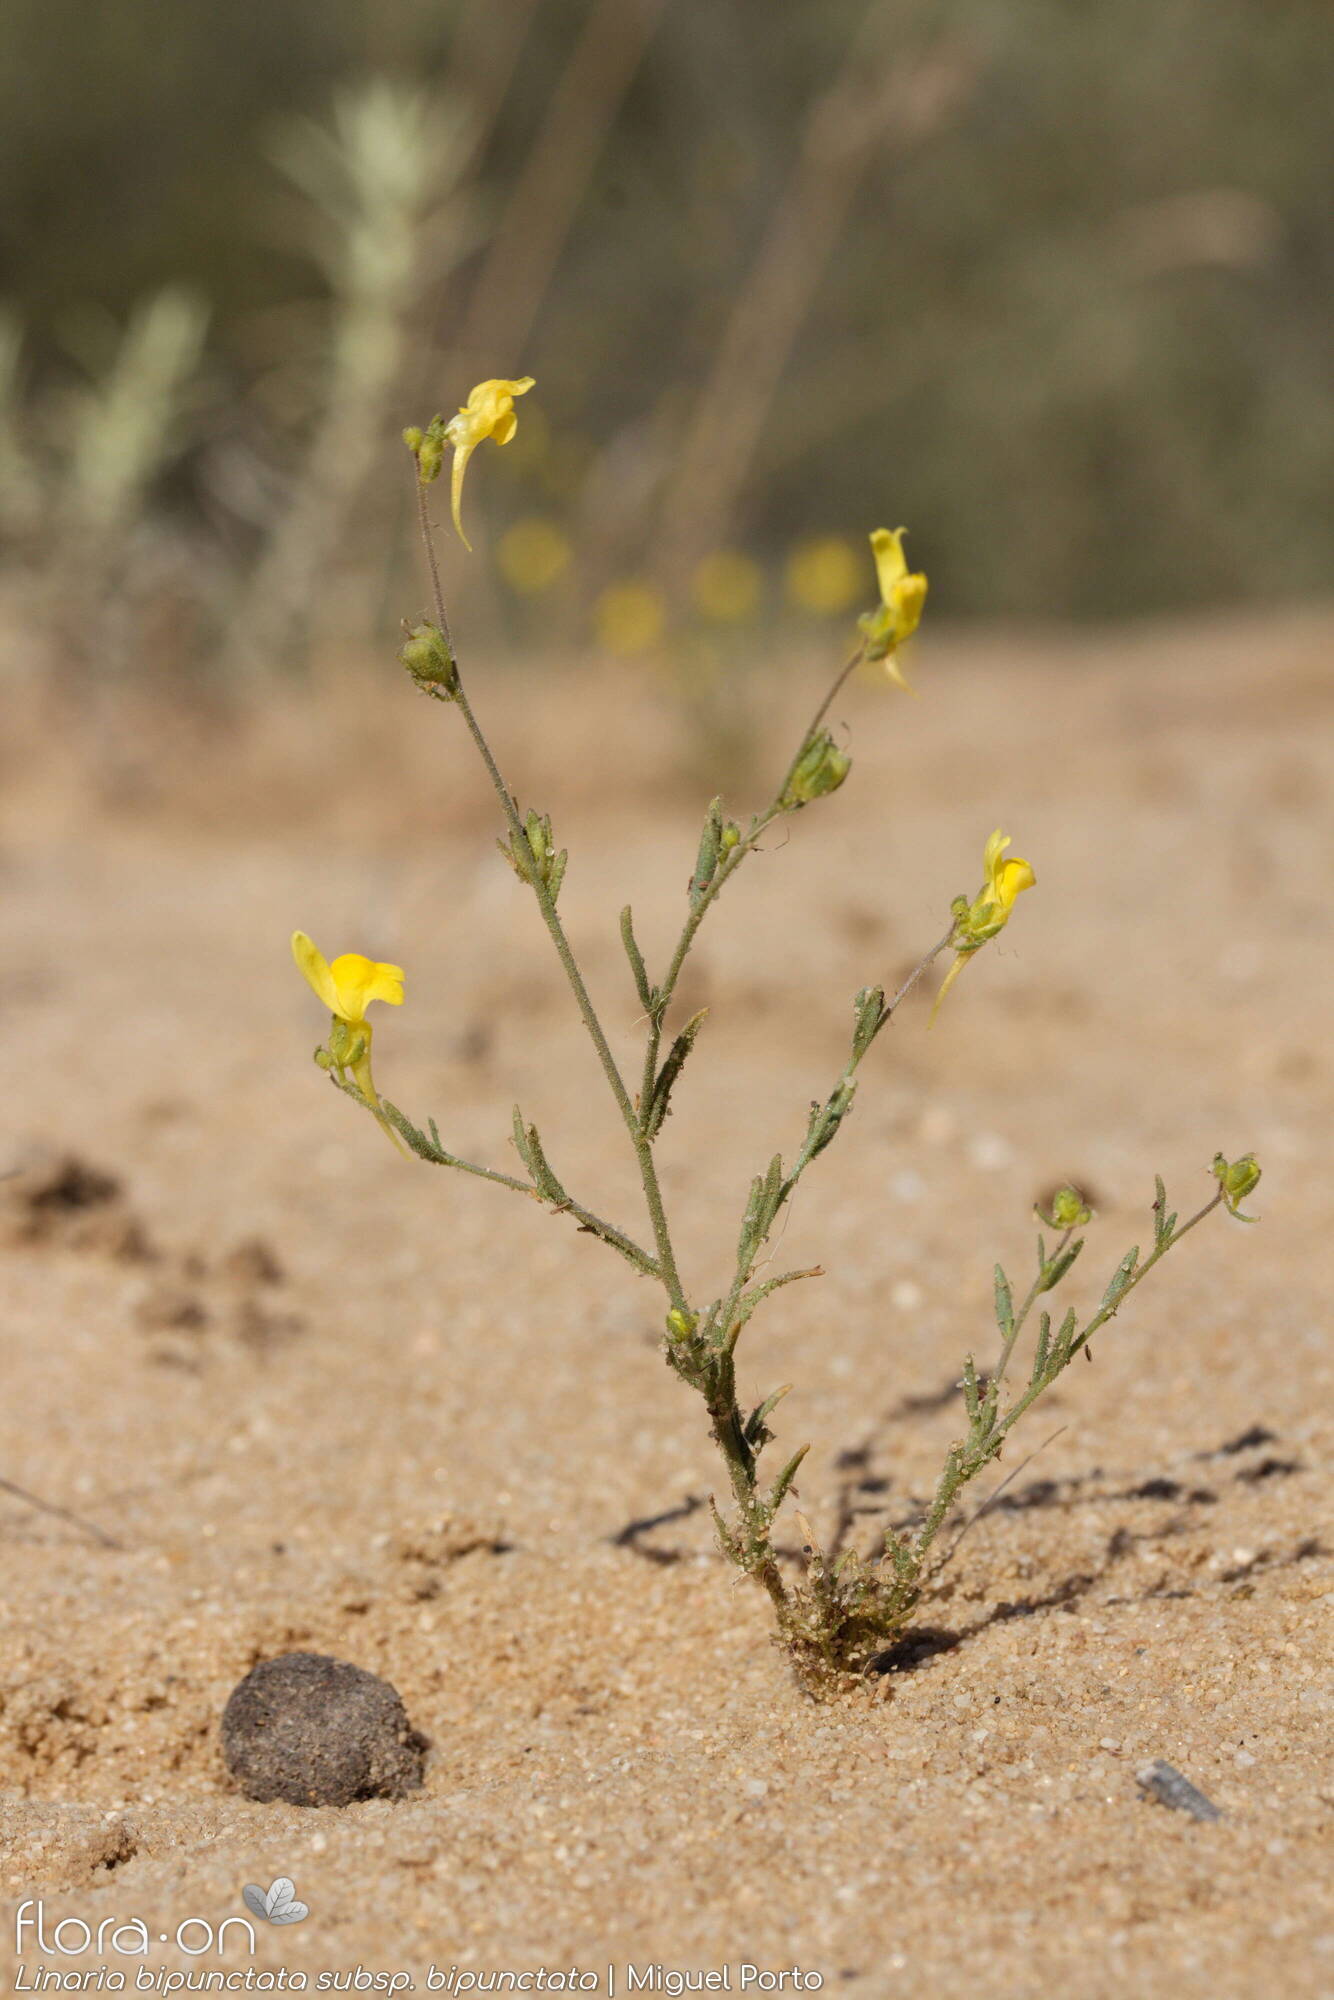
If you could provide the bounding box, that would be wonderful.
[619,905,654,1013]
[1032,1310,1052,1383]
[528,1126,568,1204]
[851,985,887,1058]
[644,1008,709,1139]
[689,797,723,904]
[766,1443,811,1518]
[1101,1246,1140,1309]
[732,1267,822,1344]
[994,1264,1015,1338]
[1055,1305,1078,1361]
[1038,1237,1085,1293]
[748,1152,788,1240]
[809,1080,856,1159]
[744,1382,793,1444]
[736,1174,765,1267]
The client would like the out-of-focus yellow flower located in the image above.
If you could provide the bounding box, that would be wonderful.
[292,931,406,1151]
[931,830,1036,1024]
[691,550,763,624]
[497,516,572,596]
[594,579,667,657]
[858,527,928,690]
[445,377,535,550]
[785,536,863,616]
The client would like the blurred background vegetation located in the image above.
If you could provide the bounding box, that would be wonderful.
[0,0,1330,679]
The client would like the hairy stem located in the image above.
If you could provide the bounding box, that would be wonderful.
[415,482,689,1309]
[640,648,864,1122]
[912,1187,1228,1571]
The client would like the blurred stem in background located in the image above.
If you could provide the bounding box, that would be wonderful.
[0,310,43,540]
[226,81,473,672]
[650,4,973,609]
[451,0,669,379]
[0,0,1329,679]
[58,288,209,572]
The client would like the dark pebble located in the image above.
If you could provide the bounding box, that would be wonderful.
[221,1652,427,1807]
[1135,1757,1222,1822]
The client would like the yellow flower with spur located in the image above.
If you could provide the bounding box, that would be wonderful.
[858,527,928,691]
[292,932,406,1152]
[931,830,1036,1024]
[444,376,535,550]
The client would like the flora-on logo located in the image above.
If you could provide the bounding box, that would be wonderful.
[242,1877,309,1925]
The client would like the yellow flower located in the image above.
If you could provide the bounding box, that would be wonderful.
[497,515,571,595]
[292,931,406,1151]
[445,376,535,550]
[594,579,667,656]
[978,828,1038,923]
[858,527,928,690]
[785,535,863,616]
[931,830,1036,1024]
[691,549,763,623]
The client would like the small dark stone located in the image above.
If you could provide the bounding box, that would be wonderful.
[221,1652,427,1807]
[1135,1757,1222,1822]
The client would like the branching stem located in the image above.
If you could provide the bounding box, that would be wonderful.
[415,484,687,1308]
[377,463,1247,1695]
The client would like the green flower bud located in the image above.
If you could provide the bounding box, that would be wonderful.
[666,1307,698,1341]
[1036,1184,1094,1230]
[1212,1151,1261,1219]
[327,1019,367,1070]
[497,809,568,903]
[404,413,448,485]
[313,1046,335,1071]
[400,621,457,696]
[781,730,851,808]
[525,809,550,867]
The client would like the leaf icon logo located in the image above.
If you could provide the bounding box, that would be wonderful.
[243,1876,310,1925]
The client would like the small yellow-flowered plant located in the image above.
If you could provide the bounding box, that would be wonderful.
[295,378,1261,1696]
[291,932,405,1151]
[858,527,929,690]
[931,829,1037,1023]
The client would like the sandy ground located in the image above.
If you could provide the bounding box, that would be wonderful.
[0,611,1330,1999]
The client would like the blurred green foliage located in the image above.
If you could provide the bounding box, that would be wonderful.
[1,0,1330,628]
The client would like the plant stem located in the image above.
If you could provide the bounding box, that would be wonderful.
[373,1096,661,1277]
[414,482,688,1310]
[640,648,865,1114]
[782,927,953,1201]
[776,647,863,796]
[992,1225,1075,1394]
[912,1187,1228,1571]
